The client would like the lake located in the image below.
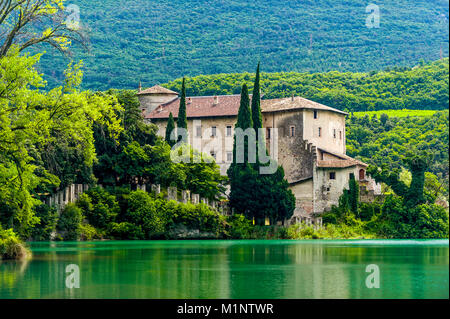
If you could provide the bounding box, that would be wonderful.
[0,240,448,299]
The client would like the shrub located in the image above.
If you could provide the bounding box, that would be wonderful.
[31,204,58,241]
[227,214,254,239]
[80,223,101,241]
[78,187,119,229]
[126,190,166,238]
[0,226,29,260]
[57,204,83,241]
[108,222,145,240]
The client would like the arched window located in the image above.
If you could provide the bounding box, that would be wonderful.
[359,169,365,180]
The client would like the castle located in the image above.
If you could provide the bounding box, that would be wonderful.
[138,85,381,224]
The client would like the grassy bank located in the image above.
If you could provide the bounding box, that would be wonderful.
[0,227,30,260]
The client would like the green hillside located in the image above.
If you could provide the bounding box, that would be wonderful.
[163,59,449,112]
[32,0,449,90]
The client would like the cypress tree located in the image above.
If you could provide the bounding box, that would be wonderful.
[165,112,176,147]
[251,62,266,163]
[177,77,188,131]
[236,83,252,130]
[227,83,295,225]
[348,173,360,214]
[227,84,255,219]
[251,62,263,134]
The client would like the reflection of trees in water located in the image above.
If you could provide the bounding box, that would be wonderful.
[1,242,448,299]
[0,258,30,292]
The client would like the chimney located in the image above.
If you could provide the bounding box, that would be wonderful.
[213,96,219,105]
[291,93,295,101]
[138,81,142,92]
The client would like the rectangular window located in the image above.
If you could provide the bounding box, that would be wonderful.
[314,110,318,119]
[333,129,336,139]
[227,152,233,162]
[226,125,232,137]
[290,126,295,137]
[267,128,271,139]
[196,126,202,137]
[339,131,342,140]
[330,172,336,180]
[211,126,217,137]
[318,127,322,137]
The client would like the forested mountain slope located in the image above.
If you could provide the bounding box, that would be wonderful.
[163,59,449,111]
[33,0,449,90]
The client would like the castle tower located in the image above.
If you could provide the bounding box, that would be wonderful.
[137,85,179,115]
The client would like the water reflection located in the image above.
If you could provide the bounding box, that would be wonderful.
[0,240,448,299]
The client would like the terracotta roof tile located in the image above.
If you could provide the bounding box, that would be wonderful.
[138,85,179,96]
[317,147,368,168]
[146,94,346,119]
[146,95,245,119]
[261,97,348,115]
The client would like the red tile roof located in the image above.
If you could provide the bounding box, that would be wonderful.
[146,94,346,119]
[138,85,179,96]
[317,147,368,168]
[146,95,245,119]
[261,97,348,115]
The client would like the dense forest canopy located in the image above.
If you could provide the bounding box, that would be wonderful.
[346,111,449,196]
[163,58,449,112]
[31,0,449,90]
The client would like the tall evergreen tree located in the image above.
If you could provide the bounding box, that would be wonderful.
[348,173,360,214]
[251,62,265,162]
[227,84,256,218]
[177,77,188,134]
[251,62,263,134]
[165,112,176,147]
[227,82,295,225]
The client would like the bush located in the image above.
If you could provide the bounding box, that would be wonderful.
[227,214,254,239]
[108,222,145,240]
[78,187,119,230]
[0,226,29,260]
[80,223,101,241]
[126,190,166,238]
[31,204,58,241]
[57,204,83,241]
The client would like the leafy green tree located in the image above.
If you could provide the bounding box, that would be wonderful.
[57,203,83,241]
[0,49,121,239]
[0,0,87,57]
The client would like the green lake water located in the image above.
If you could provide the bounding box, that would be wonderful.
[0,240,448,299]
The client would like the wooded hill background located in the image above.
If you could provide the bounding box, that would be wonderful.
[31,0,449,91]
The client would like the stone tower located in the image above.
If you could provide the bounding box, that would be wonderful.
[137,85,179,116]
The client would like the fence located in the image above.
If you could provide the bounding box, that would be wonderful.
[45,183,228,215]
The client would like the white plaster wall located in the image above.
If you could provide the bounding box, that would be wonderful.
[303,109,346,154]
